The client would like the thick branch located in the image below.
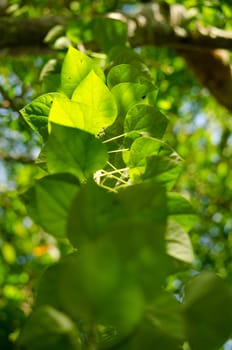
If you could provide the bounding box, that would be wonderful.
[124,5,232,51]
[1,5,232,52]
[0,151,35,163]
[0,16,66,50]
[177,49,232,111]
[123,3,232,111]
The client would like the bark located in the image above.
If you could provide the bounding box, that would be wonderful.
[123,3,232,111]
[177,49,232,111]
[0,151,34,163]
[0,16,65,50]
[1,2,232,110]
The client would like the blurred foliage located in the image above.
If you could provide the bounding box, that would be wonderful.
[1,0,232,349]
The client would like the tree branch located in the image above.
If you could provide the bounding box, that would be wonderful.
[122,2,232,111]
[177,48,232,111]
[0,151,35,164]
[1,2,232,111]
[1,6,232,52]
[0,16,66,51]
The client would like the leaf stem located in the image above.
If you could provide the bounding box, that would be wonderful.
[102,133,127,144]
[99,168,128,177]
[108,149,129,153]
[99,183,118,193]
[106,174,128,184]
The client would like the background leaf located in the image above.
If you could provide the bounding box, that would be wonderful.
[18,305,82,350]
[93,18,128,52]
[148,292,185,341]
[183,271,232,350]
[167,193,197,231]
[166,220,194,264]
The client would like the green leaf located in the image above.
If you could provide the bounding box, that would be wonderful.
[68,182,169,300]
[118,181,167,224]
[183,271,232,350]
[111,82,149,118]
[18,305,82,350]
[126,137,182,187]
[148,292,185,341]
[49,73,117,135]
[93,18,127,52]
[71,70,118,132]
[20,92,61,140]
[36,252,144,337]
[60,46,104,98]
[126,137,161,169]
[107,46,143,66]
[46,124,108,182]
[104,83,154,148]
[48,95,85,130]
[124,104,168,147]
[25,174,80,238]
[99,220,169,301]
[142,154,182,190]
[166,220,194,264]
[167,192,197,230]
[107,63,154,90]
[68,182,167,247]
[114,316,182,350]
[67,181,124,246]
[104,183,169,300]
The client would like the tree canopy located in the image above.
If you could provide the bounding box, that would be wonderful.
[1,1,232,350]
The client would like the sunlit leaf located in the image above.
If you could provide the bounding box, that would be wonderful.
[71,70,118,133]
[48,95,85,131]
[50,74,118,135]
[60,46,104,97]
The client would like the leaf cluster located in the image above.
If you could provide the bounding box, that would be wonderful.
[17,46,232,350]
